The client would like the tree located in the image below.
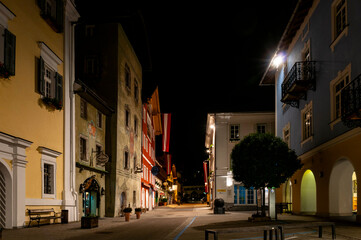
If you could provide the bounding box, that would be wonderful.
[231,133,302,216]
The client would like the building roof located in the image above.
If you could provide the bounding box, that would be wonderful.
[259,0,314,86]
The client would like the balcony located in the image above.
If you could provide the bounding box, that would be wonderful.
[341,74,361,127]
[281,61,316,107]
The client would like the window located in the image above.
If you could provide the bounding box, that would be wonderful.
[38,147,60,199]
[85,25,95,37]
[330,64,351,124]
[80,99,87,119]
[125,107,130,128]
[134,116,138,137]
[43,163,54,194]
[80,137,87,161]
[84,56,99,76]
[331,0,348,51]
[37,0,64,33]
[256,124,266,134]
[335,0,347,38]
[0,3,15,76]
[124,150,129,169]
[134,80,139,102]
[133,155,137,170]
[230,124,240,141]
[96,111,102,128]
[38,42,63,108]
[301,102,313,141]
[283,123,290,147]
[125,63,131,91]
[234,185,256,205]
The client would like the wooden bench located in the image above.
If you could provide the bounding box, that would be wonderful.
[205,225,283,240]
[281,222,336,240]
[27,208,62,227]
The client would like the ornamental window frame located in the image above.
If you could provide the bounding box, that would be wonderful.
[230,124,240,141]
[330,63,351,128]
[330,0,348,51]
[38,147,61,199]
[301,101,313,144]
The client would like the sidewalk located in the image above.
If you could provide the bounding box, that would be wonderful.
[2,205,361,240]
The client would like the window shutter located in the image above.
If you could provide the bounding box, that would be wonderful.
[56,0,64,33]
[55,72,63,103]
[4,29,16,76]
[38,57,45,95]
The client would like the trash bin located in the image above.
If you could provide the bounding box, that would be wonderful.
[61,209,69,224]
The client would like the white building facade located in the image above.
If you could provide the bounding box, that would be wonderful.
[205,112,275,210]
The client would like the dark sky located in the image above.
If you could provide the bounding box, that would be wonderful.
[76,1,298,184]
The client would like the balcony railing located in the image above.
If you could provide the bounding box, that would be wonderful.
[281,61,316,107]
[341,74,361,127]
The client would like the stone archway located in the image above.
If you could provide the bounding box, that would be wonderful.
[329,159,355,216]
[283,179,292,212]
[0,160,13,229]
[301,170,316,214]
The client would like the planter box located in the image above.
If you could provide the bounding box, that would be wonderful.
[81,216,98,229]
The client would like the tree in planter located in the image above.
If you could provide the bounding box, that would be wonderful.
[231,133,302,217]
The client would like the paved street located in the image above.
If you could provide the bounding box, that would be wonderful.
[3,204,361,240]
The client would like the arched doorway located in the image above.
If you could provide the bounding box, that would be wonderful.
[80,176,100,217]
[283,179,292,212]
[329,159,355,216]
[301,170,316,214]
[0,161,12,229]
[120,192,126,211]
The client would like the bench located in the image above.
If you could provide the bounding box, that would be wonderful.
[276,203,292,214]
[205,225,283,240]
[27,208,62,227]
[205,222,335,240]
[281,222,335,240]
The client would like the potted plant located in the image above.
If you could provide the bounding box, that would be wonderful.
[81,215,98,229]
[123,207,132,221]
[161,198,168,206]
[135,208,142,219]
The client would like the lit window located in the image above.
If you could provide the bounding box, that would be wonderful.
[230,124,240,141]
[301,102,313,141]
[283,123,291,147]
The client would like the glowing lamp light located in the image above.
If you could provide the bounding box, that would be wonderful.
[272,54,285,68]
[210,124,215,129]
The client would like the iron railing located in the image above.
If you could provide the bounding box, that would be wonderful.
[341,73,361,127]
[281,61,316,104]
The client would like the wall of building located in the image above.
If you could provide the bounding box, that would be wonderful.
[0,0,65,228]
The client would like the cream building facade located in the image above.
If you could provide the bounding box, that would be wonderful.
[0,0,79,228]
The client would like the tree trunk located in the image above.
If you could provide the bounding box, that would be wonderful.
[261,187,266,217]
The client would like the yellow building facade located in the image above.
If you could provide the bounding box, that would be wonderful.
[0,0,79,228]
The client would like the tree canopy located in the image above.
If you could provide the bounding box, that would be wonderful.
[231,133,302,189]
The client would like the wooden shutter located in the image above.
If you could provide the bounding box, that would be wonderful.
[38,57,45,95]
[4,29,16,76]
[55,72,63,103]
[56,0,64,33]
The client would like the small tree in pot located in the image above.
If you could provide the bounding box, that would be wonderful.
[135,208,142,219]
[123,207,132,221]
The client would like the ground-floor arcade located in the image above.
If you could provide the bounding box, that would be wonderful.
[277,130,361,222]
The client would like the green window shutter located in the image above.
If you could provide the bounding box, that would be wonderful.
[38,57,45,95]
[56,0,64,33]
[55,72,63,103]
[4,29,16,76]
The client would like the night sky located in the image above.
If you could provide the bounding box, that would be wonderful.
[76,1,298,185]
